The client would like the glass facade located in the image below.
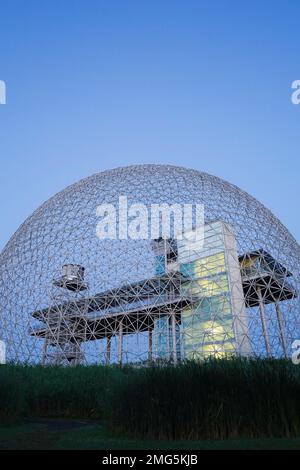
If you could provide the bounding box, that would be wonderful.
[179,221,246,360]
[152,316,181,361]
[181,298,235,359]
[150,220,250,362]
[154,255,166,276]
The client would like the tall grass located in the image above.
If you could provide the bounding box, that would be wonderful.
[1,359,300,440]
[110,359,300,440]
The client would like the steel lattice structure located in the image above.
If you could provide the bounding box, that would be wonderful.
[0,164,299,365]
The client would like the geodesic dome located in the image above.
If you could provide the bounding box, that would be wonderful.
[0,164,299,365]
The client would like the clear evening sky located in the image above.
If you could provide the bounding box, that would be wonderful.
[0,0,299,250]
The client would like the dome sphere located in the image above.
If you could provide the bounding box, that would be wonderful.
[0,164,299,364]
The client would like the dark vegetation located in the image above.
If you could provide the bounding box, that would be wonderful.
[2,421,300,450]
[1,358,300,440]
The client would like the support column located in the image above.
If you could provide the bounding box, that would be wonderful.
[257,287,271,357]
[41,337,49,366]
[118,320,123,365]
[171,313,177,365]
[275,302,288,358]
[106,335,111,365]
[148,328,153,362]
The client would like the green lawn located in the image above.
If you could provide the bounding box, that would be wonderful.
[1,420,300,450]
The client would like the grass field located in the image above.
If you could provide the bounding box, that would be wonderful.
[1,420,300,450]
[1,358,300,444]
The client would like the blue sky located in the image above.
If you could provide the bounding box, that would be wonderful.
[0,0,299,250]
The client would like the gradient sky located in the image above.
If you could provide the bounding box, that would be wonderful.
[0,0,299,250]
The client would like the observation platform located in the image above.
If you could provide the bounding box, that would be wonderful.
[30,271,193,341]
[239,249,297,307]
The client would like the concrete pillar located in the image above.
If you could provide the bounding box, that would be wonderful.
[275,303,288,358]
[257,287,271,357]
